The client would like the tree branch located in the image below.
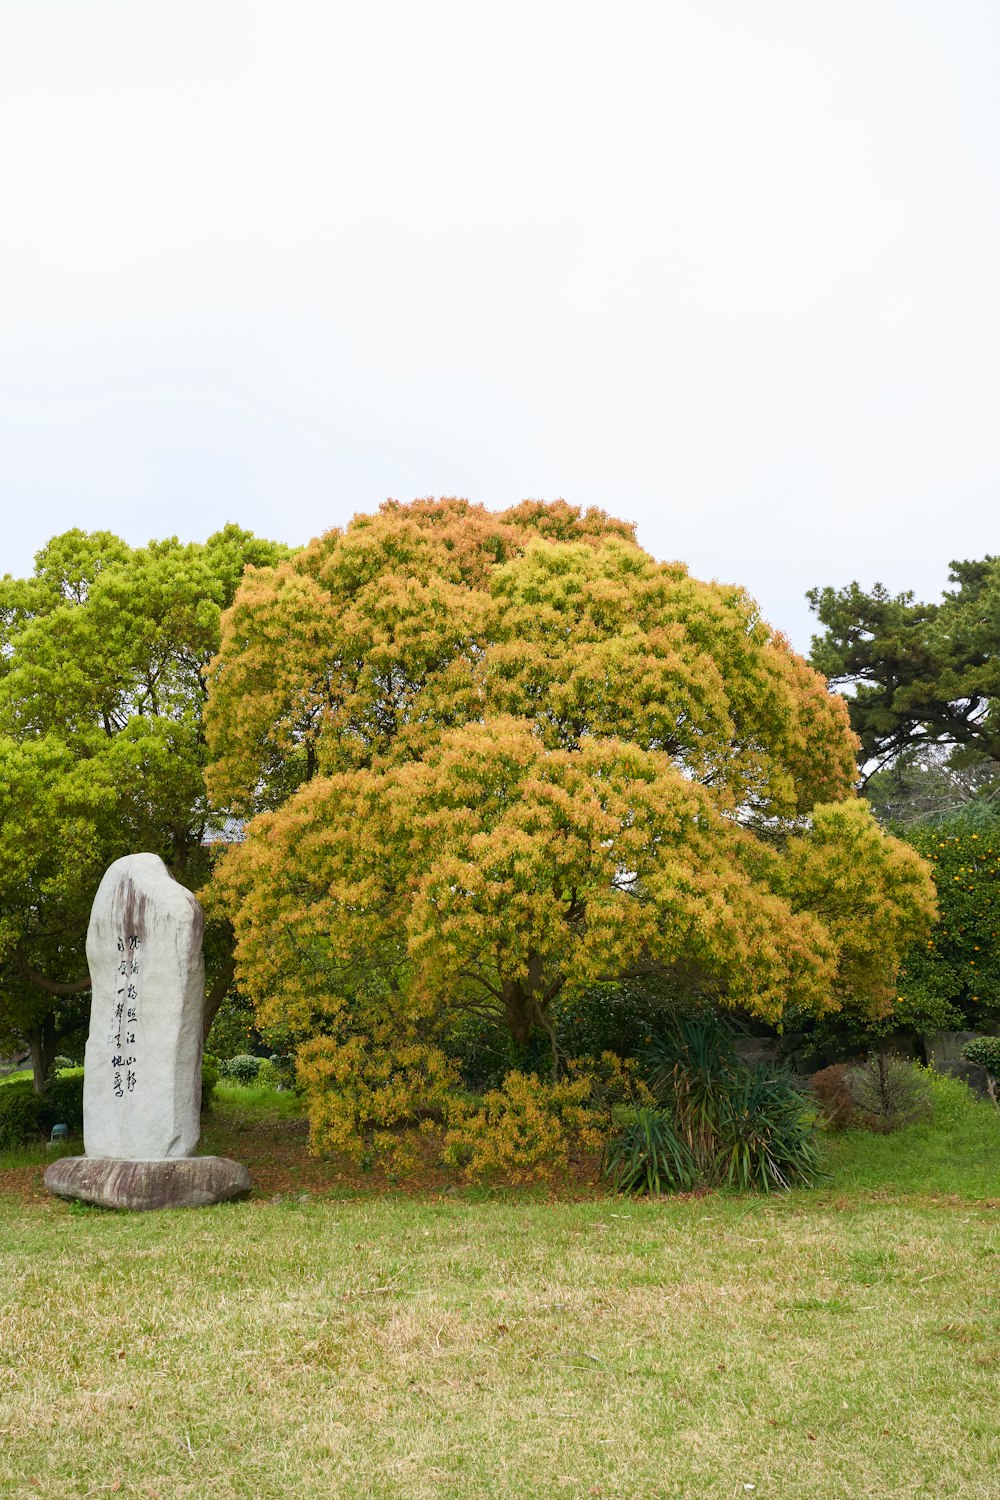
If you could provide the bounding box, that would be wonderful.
[203,952,235,1040]
[457,968,504,1002]
[20,964,91,996]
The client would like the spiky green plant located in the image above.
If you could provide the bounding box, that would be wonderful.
[601,1108,698,1195]
[645,1011,737,1174]
[604,1015,826,1195]
[713,1067,824,1190]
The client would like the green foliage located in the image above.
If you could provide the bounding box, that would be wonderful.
[808,555,1000,780]
[438,1008,536,1090]
[255,1058,288,1089]
[441,979,684,1090]
[712,1068,823,1191]
[601,1107,697,1194]
[43,1069,84,1132]
[219,1054,264,1084]
[863,748,1000,829]
[963,1036,1000,1074]
[607,1014,823,1194]
[552,981,685,1076]
[924,1066,982,1129]
[895,810,1000,1033]
[0,524,289,1086]
[846,1055,933,1130]
[0,1069,85,1147]
[208,1077,306,1121]
[206,991,263,1062]
[0,1079,46,1150]
[809,561,1000,1046]
[646,1010,738,1174]
[201,1054,220,1109]
[791,805,1000,1056]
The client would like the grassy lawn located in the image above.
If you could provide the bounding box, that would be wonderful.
[0,1084,997,1498]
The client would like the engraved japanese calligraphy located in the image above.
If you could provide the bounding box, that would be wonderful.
[47,852,251,1208]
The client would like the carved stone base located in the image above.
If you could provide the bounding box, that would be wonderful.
[44,1155,251,1210]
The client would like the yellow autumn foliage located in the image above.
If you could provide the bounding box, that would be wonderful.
[296,1030,460,1167]
[442,1071,606,1184]
[204,498,937,1166]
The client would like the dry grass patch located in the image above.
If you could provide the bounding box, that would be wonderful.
[1,1192,998,1499]
[2,1081,998,1497]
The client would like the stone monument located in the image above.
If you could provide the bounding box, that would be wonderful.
[45,853,250,1210]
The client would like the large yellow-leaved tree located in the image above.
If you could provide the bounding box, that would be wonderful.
[204,499,935,1156]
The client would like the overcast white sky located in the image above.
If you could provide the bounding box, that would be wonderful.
[1,0,997,651]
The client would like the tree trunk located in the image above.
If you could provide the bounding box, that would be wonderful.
[26,1017,59,1093]
[501,981,534,1046]
[203,953,236,1042]
[500,966,563,1079]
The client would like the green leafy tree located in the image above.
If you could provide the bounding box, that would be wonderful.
[809,560,1000,1045]
[0,525,288,1088]
[808,557,1000,786]
[894,811,1000,1035]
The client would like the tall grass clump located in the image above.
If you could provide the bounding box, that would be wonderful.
[604,1012,821,1195]
[602,1108,697,1194]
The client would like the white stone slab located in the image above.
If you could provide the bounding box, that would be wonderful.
[83,853,205,1160]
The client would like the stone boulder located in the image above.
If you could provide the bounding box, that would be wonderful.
[45,1155,250,1211]
[44,852,251,1210]
[83,852,204,1160]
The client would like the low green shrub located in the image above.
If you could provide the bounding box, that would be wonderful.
[43,1070,84,1132]
[0,1071,88,1148]
[0,1079,47,1150]
[606,1014,823,1195]
[255,1058,287,1089]
[201,1053,220,1109]
[925,1066,982,1128]
[219,1054,264,1084]
[713,1067,823,1191]
[964,1036,1000,1074]
[646,1010,737,1174]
